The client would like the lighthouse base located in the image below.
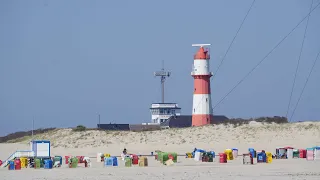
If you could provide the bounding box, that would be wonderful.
[192,114,213,126]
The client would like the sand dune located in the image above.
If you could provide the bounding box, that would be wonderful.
[1,121,320,158]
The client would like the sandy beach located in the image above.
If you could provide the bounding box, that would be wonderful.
[1,154,320,180]
[1,121,320,179]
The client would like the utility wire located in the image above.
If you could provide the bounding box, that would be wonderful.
[212,1,320,111]
[193,1,256,114]
[289,50,320,122]
[212,0,256,79]
[285,0,314,119]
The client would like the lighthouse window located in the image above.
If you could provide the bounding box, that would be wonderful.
[206,98,208,102]
[194,88,196,92]
[194,108,195,112]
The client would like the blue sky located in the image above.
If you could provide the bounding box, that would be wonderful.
[1,0,319,136]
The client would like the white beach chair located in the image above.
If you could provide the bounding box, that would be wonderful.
[83,157,91,167]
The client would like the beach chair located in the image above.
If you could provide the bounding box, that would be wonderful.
[120,153,126,161]
[83,157,91,167]
[53,161,60,167]
[277,153,286,159]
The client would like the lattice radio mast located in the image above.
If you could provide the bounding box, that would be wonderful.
[154,61,171,103]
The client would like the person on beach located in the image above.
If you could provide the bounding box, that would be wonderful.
[121,148,128,160]
[68,157,72,168]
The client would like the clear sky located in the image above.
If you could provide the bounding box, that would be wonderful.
[1,0,319,136]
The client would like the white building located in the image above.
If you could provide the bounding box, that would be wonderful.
[150,103,181,124]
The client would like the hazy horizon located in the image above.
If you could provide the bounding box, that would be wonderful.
[1,0,320,136]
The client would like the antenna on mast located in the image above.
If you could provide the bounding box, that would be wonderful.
[154,60,171,103]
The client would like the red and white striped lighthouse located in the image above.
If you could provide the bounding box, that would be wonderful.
[191,44,213,126]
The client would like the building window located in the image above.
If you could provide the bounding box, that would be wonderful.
[206,98,208,102]
[194,88,196,92]
[194,108,195,112]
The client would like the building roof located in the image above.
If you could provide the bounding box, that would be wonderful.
[98,124,130,131]
[160,115,229,128]
[210,115,230,123]
[129,124,160,131]
[160,115,192,128]
[151,103,179,104]
[150,107,181,109]
[98,124,161,131]
[150,103,181,109]
[31,140,50,143]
